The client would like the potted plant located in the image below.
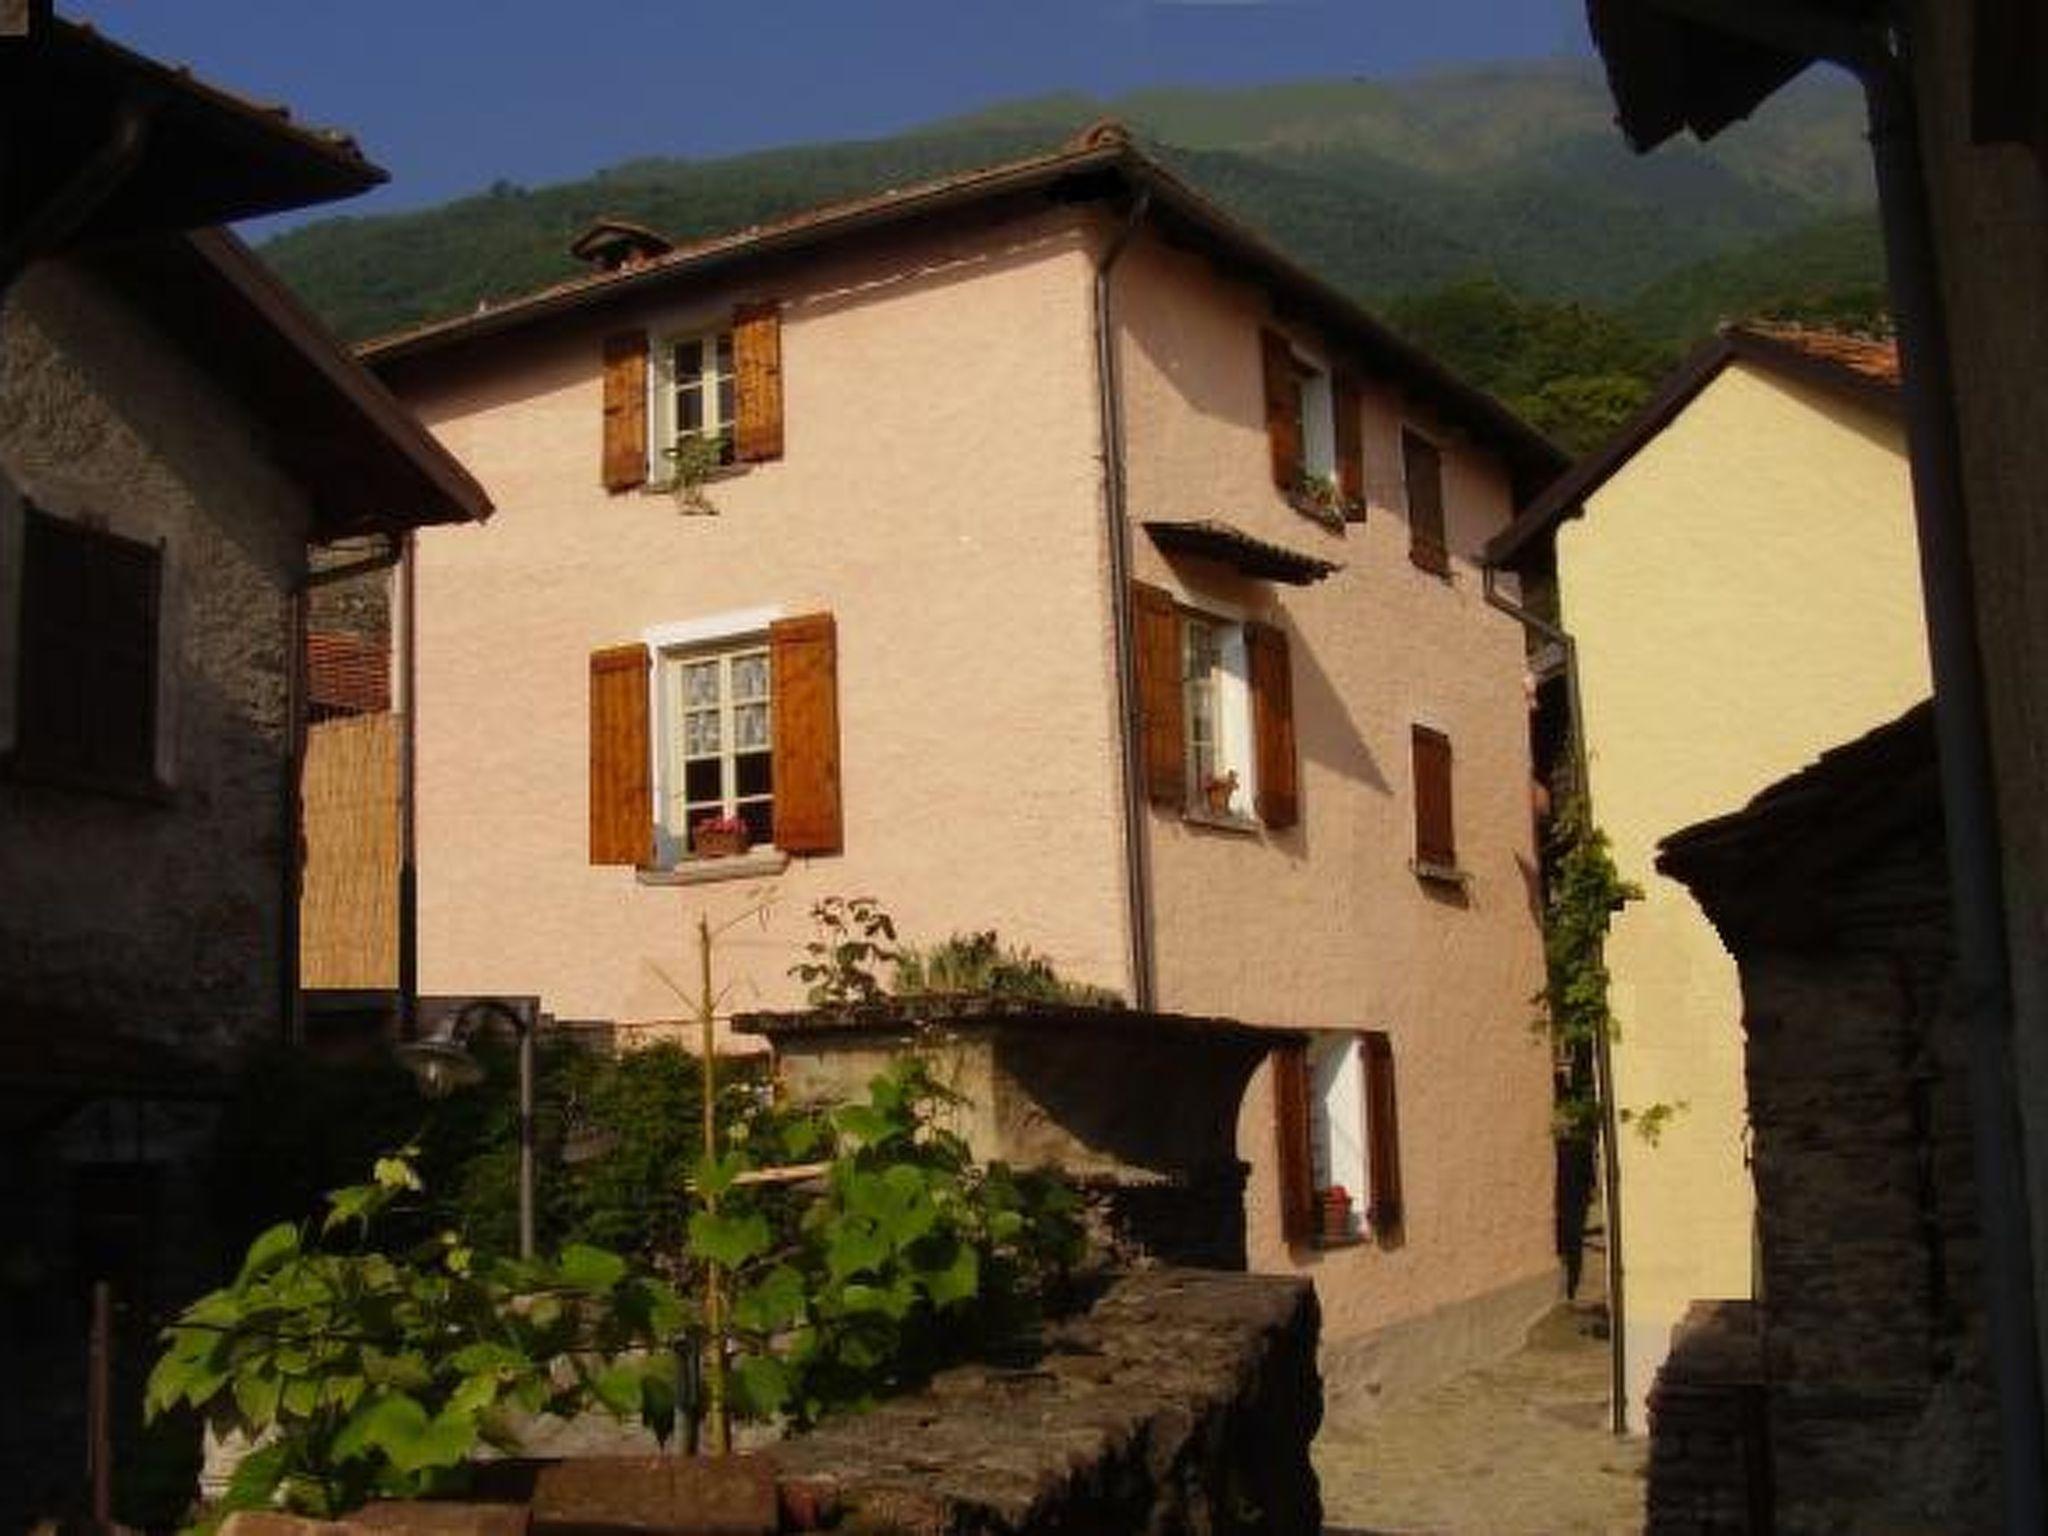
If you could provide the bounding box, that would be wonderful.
[1320,1184,1354,1243]
[692,812,751,859]
[1203,769,1240,816]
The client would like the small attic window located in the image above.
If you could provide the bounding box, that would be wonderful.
[570,218,675,272]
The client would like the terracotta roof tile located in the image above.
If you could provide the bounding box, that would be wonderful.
[1739,323,1900,390]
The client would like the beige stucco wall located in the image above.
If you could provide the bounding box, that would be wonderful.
[390,211,1128,1039]
[1557,360,1927,1428]
[0,253,311,1056]
[1112,231,1556,1346]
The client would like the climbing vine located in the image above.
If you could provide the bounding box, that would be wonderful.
[1537,799,1642,1141]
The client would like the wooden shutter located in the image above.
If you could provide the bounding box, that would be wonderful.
[20,508,162,786]
[1259,328,1303,491]
[770,613,841,854]
[1131,581,1184,806]
[1403,428,1448,575]
[732,301,784,463]
[601,331,649,492]
[1334,373,1364,517]
[1364,1031,1404,1234]
[589,643,652,865]
[1272,1040,1316,1246]
[1247,620,1298,830]
[1412,725,1455,869]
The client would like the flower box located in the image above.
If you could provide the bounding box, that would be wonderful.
[692,817,751,859]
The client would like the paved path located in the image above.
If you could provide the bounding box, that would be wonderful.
[1316,1301,1647,1535]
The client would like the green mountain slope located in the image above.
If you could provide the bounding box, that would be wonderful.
[1619,210,1886,342]
[264,63,1877,347]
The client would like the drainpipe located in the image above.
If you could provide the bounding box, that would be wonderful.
[293,533,406,1043]
[397,531,419,1037]
[1484,565,1627,1435]
[1857,42,2048,1532]
[1093,184,1154,1011]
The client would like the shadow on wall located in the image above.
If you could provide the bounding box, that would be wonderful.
[1289,621,1389,795]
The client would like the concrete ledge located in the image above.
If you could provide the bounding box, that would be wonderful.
[1321,1265,1561,1414]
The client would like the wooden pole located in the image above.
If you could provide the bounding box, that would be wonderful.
[698,912,730,1455]
[87,1280,112,1527]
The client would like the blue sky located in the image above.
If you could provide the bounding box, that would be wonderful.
[70,2,1593,222]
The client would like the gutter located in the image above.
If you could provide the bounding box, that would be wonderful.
[1093,187,1154,1010]
[1483,565,1627,1435]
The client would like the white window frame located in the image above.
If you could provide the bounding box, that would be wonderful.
[1181,604,1257,820]
[1309,1033,1369,1239]
[647,322,736,482]
[644,606,780,865]
[1296,357,1336,488]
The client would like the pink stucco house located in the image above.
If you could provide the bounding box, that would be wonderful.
[365,125,1568,1394]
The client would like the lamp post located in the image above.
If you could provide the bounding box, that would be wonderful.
[397,998,536,1259]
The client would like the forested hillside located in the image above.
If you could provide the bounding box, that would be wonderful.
[266,62,1887,453]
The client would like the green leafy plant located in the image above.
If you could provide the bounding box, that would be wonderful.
[1291,470,1362,523]
[664,432,730,514]
[697,1056,1086,1427]
[147,1153,687,1518]
[1537,799,1642,1141]
[790,895,901,1007]
[892,930,1123,1008]
[1620,1100,1690,1147]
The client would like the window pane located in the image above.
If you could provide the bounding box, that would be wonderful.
[674,338,703,376]
[683,661,719,707]
[716,378,734,432]
[685,758,722,803]
[731,653,768,701]
[734,702,769,751]
[684,710,721,757]
[735,750,772,799]
[679,387,704,434]
[739,799,773,844]
[715,333,734,374]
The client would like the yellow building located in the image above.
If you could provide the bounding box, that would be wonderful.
[1488,325,1930,1429]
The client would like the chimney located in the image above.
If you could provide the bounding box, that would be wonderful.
[568,217,675,273]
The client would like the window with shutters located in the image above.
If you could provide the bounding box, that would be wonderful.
[1410,723,1461,879]
[10,505,163,795]
[1259,328,1363,524]
[1181,613,1255,821]
[657,636,772,859]
[1278,1031,1403,1247]
[652,328,736,473]
[1403,427,1449,577]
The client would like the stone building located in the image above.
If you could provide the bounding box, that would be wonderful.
[0,14,488,1522]
[1652,702,1997,1532]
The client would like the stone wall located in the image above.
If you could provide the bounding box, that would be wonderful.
[219,1268,1321,1535]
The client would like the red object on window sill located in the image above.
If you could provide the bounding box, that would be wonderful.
[693,822,751,859]
[1319,1185,1354,1243]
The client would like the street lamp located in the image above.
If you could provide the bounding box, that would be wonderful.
[396,998,536,1259]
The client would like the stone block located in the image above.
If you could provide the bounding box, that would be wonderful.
[526,1454,777,1535]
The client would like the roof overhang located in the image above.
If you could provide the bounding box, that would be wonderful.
[86,228,492,538]
[1145,520,1340,585]
[361,136,1570,502]
[1485,323,1898,569]
[0,15,383,242]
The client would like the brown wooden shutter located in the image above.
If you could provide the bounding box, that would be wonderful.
[1131,581,1184,806]
[589,643,652,865]
[1403,428,1448,575]
[601,331,649,492]
[770,612,841,854]
[1363,1031,1404,1234]
[1334,373,1364,517]
[1259,328,1303,491]
[732,301,784,463]
[1412,725,1455,869]
[1272,1040,1316,1246]
[1247,620,1298,830]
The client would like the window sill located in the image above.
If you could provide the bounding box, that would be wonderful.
[642,462,751,496]
[1410,858,1470,888]
[1,751,173,805]
[1408,547,1453,582]
[1182,806,1262,837]
[1311,1232,1368,1251]
[637,848,790,886]
[1285,491,1355,532]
